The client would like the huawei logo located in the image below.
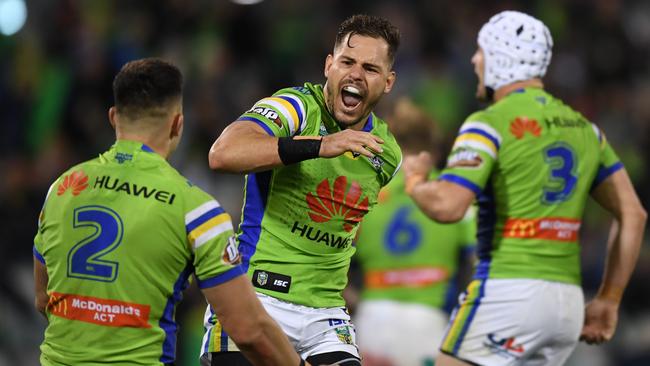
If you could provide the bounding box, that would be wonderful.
[57,171,89,196]
[306,176,369,232]
[510,116,541,139]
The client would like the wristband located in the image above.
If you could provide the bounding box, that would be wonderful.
[278,136,322,165]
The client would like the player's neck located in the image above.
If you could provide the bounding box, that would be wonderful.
[494,79,544,101]
[115,131,171,159]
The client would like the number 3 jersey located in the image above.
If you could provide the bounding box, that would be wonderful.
[234,83,401,308]
[441,87,622,285]
[33,140,243,365]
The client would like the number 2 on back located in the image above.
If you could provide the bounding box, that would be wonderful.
[67,205,123,282]
[542,142,577,204]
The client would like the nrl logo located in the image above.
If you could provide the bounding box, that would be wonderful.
[256,271,268,286]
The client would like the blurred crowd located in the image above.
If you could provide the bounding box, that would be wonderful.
[1,0,648,365]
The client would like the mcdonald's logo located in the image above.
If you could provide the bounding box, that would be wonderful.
[503,217,581,242]
[506,219,537,237]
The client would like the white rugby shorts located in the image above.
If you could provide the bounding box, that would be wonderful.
[440,279,584,366]
[200,292,359,362]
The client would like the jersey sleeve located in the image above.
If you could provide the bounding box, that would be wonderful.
[439,112,501,195]
[237,88,308,138]
[590,125,624,189]
[184,192,244,289]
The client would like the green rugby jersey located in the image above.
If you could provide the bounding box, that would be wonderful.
[355,170,475,309]
[33,140,243,365]
[235,82,401,307]
[440,87,623,284]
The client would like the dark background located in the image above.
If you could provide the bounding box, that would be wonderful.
[1,0,648,365]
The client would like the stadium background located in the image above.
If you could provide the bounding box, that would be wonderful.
[0,0,648,365]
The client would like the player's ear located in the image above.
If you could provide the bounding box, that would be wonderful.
[324,54,333,78]
[384,71,396,94]
[170,113,183,139]
[108,107,117,130]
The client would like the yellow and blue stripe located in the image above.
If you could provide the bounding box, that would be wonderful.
[256,93,306,136]
[453,121,502,159]
[185,200,233,250]
[441,279,486,355]
[202,312,233,353]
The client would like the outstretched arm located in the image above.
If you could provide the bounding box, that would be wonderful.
[202,275,306,366]
[581,169,647,344]
[209,121,384,174]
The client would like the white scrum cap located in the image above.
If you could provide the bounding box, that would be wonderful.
[478,10,553,90]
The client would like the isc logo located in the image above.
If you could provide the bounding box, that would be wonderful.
[273,279,289,287]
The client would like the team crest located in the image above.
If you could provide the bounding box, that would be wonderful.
[256,271,268,286]
[335,326,353,345]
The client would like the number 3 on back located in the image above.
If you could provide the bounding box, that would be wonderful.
[67,205,124,282]
[542,142,578,204]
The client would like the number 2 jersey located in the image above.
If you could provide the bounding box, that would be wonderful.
[33,140,244,365]
[441,87,623,285]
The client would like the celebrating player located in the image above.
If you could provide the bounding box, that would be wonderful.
[201,14,402,366]
[403,10,647,366]
[350,97,476,366]
[33,58,302,366]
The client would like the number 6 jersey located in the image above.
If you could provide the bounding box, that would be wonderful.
[33,140,243,365]
[440,87,622,284]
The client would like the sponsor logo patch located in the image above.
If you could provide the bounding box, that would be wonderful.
[248,106,282,128]
[484,333,524,359]
[305,176,369,232]
[510,116,541,139]
[503,217,581,241]
[48,292,150,328]
[57,170,89,196]
[222,236,241,265]
[447,148,484,168]
[252,270,291,293]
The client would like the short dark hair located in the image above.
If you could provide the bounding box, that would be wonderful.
[113,58,182,119]
[335,14,400,65]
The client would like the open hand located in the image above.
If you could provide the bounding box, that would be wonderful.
[319,129,384,159]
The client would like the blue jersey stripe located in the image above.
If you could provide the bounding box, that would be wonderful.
[439,174,482,195]
[278,96,304,132]
[238,117,275,136]
[474,182,496,280]
[362,114,374,132]
[186,207,226,234]
[591,162,624,190]
[159,264,193,363]
[220,328,229,351]
[197,266,245,289]
[33,246,45,264]
[459,128,501,149]
[239,171,272,272]
[141,144,155,152]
